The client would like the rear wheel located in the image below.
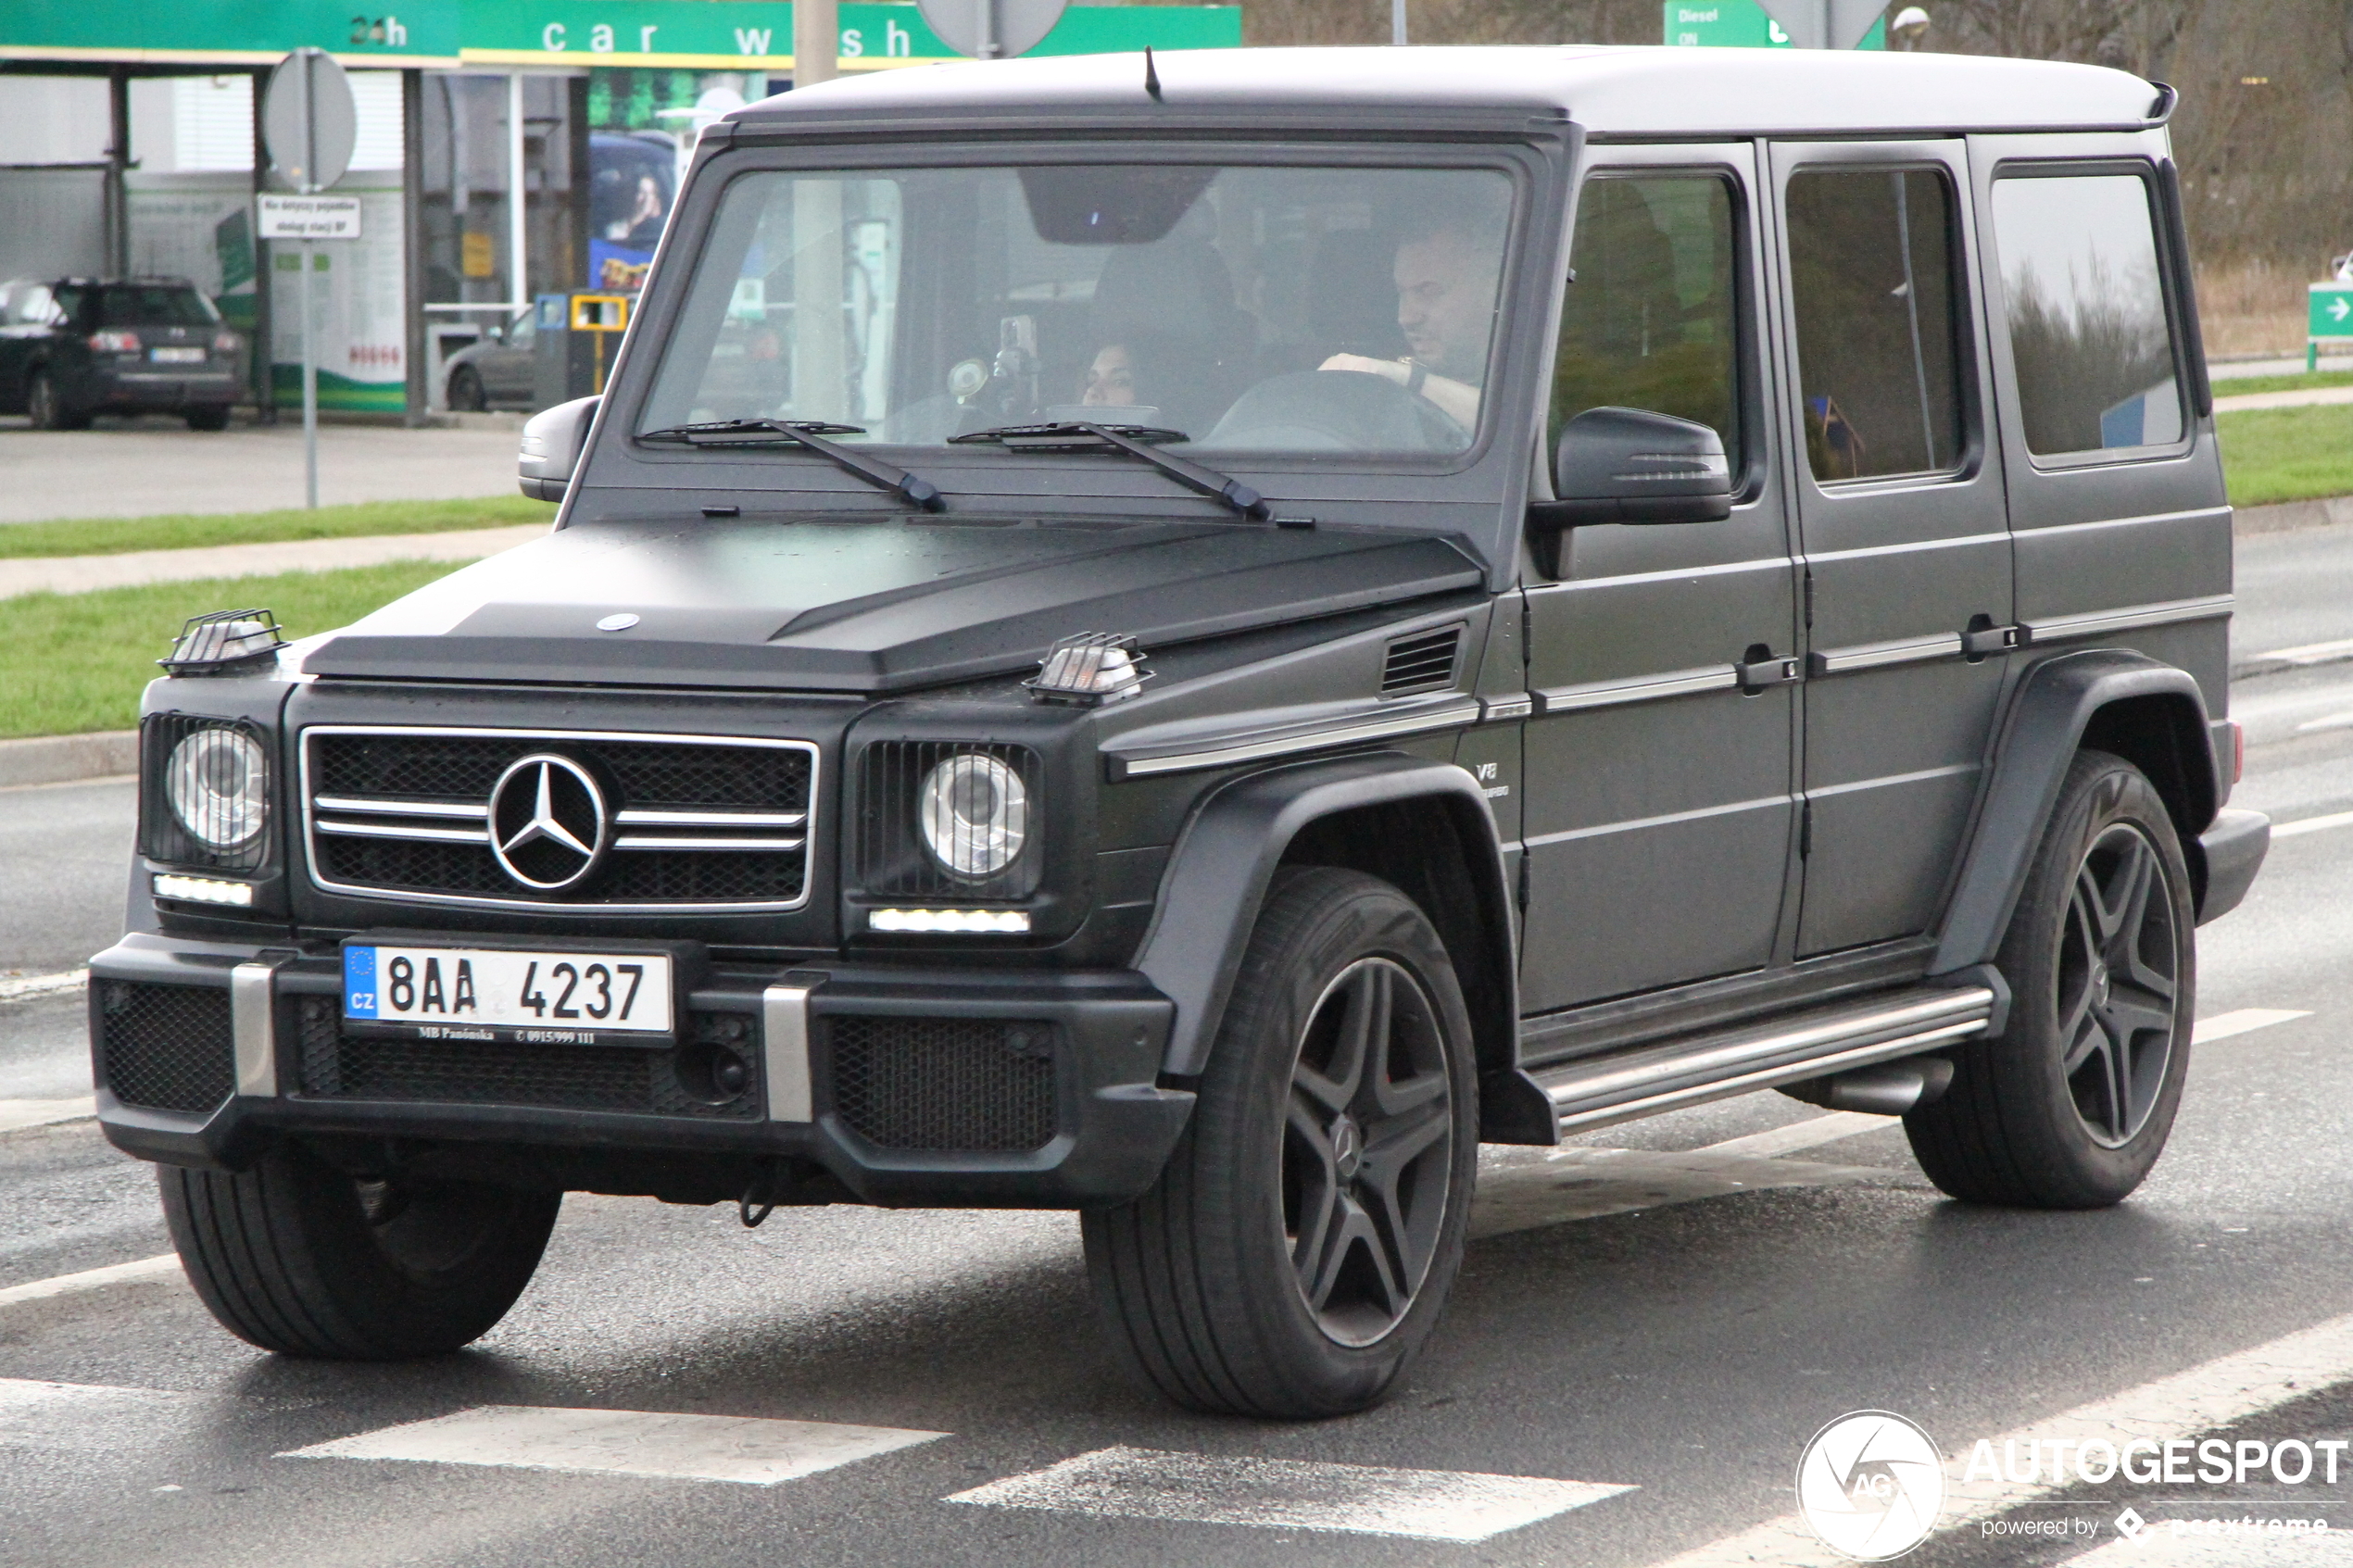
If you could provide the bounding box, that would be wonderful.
[159,1144,561,1358]
[448,365,487,412]
[1905,749,2194,1207]
[184,406,230,431]
[1084,867,1478,1417]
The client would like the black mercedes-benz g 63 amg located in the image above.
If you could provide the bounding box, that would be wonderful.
[94,45,2268,1419]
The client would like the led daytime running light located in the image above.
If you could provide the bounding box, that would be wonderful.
[153,873,256,907]
[868,908,1031,935]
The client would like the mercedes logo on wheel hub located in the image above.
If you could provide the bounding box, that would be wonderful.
[487,754,610,891]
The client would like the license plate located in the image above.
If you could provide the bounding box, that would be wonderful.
[343,944,673,1043]
[151,346,206,363]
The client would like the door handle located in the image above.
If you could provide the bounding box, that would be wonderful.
[1736,648,1802,691]
[1960,617,2023,659]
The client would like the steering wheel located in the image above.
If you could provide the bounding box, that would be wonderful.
[1202,370,1470,454]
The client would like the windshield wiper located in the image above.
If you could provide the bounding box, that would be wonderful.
[950,420,1272,521]
[637,419,944,512]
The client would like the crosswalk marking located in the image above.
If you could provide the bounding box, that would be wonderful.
[2273,808,2353,839]
[0,1376,196,1452]
[2193,1007,2313,1043]
[281,1404,948,1486]
[0,1096,95,1135]
[949,1444,1632,1542]
[0,1254,181,1310]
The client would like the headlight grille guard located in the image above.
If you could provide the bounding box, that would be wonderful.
[140,712,275,874]
[853,740,1043,902]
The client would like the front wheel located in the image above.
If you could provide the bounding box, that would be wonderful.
[1084,867,1478,1417]
[159,1144,561,1358]
[1906,749,2195,1207]
[447,365,487,412]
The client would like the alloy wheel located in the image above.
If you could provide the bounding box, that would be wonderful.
[1283,956,1456,1348]
[2056,822,2181,1148]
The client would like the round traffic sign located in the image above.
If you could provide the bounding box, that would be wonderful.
[262,48,358,194]
[916,0,1069,59]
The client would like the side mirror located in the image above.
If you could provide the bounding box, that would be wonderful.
[1529,406,1732,567]
[518,395,598,501]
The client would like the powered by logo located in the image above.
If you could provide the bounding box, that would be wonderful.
[1795,1411,1946,1561]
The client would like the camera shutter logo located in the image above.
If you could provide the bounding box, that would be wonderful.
[1795,1411,1945,1561]
[488,755,610,891]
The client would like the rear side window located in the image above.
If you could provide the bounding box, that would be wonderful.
[1990,172,2183,457]
[1551,174,1741,470]
[95,285,219,328]
[1785,169,1964,483]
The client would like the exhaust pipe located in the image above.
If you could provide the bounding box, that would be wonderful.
[1779,1055,1956,1116]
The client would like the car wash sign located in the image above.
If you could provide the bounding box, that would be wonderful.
[460,1,1240,70]
[0,0,460,67]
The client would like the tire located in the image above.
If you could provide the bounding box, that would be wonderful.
[448,365,487,413]
[158,1144,562,1359]
[184,407,231,431]
[26,371,85,431]
[1083,866,1478,1417]
[1905,748,2195,1208]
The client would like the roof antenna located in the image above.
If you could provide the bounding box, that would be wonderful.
[1143,45,1164,102]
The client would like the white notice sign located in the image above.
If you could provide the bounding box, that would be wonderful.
[258,194,362,240]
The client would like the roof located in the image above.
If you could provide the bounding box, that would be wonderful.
[730,45,2166,140]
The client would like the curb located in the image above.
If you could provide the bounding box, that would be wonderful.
[0,732,135,790]
[2235,495,2353,535]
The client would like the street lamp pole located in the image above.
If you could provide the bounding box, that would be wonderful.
[797,0,839,85]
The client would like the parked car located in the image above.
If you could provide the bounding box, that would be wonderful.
[442,308,537,411]
[94,47,2267,1419]
[0,276,244,430]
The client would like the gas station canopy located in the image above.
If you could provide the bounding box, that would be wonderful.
[0,0,1239,73]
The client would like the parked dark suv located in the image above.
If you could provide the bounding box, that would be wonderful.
[94,48,2268,1418]
[0,276,245,430]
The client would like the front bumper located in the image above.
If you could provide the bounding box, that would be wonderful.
[88,932,1191,1209]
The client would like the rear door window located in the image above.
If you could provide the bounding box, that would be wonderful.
[1990,171,2183,458]
[1551,173,1742,471]
[1784,169,1965,483]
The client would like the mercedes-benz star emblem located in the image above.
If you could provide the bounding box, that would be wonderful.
[487,754,610,891]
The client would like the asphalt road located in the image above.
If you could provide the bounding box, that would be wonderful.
[3,523,2351,1567]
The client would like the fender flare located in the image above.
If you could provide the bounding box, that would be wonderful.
[1931,649,2217,976]
[1134,754,1523,1093]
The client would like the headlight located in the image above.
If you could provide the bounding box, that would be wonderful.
[166,728,269,850]
[918,752,1029,879]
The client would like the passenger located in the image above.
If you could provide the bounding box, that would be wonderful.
[1317,207,1500,430]
[1076,332,1214,432]
[1081,342,1141,407]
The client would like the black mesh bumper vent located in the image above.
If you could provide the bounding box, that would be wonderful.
[828,1016,1058,1152]
[295,997,761,1120]
[96,980,235,1114]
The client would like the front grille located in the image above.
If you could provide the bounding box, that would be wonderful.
[295,997,761,1119]
[827,1016,1059,1152]
[303,728,816,910]
[95,980,235,1114]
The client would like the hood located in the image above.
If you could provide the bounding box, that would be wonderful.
[303,515,1486,693]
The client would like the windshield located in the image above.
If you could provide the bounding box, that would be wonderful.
[95,285,220,327]
[638,161,1514,458]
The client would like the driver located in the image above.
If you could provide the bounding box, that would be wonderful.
[1317,208,1499,430]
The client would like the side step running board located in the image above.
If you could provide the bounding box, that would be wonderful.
[1530,985,1995,1136]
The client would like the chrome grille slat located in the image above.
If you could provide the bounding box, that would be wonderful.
[302,726,818,913]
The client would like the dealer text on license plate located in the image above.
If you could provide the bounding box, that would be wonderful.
[344,945,673,1041]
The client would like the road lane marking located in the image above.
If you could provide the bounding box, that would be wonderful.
[2192,1008,2313,1043]
[2274,809,2353,838]
[949,1445,1632,1542]
[2257,635,2353,666]
[1699,1111,1887,1160]
[2294,711,2353,733]
[1691,1011,2312,1166]
[0,968,84,1004]
[0,1096,95,1134]
[0,1254,182,1310]
[1645,1308,2353,1568]
[0,1376,199,1452]
[1471,1148,1899,1238]
[282,1404,948,1486]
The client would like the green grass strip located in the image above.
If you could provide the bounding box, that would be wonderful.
[2218,404,2353,508]
[2211,370,2353,399]
[0,495,554,562]
[0,560,458,739]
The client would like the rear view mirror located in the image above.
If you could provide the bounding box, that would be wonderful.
[1529,406,1732,570]
[518,395,598,502]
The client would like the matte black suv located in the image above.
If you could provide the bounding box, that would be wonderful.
[0,277,245,430]
[94,48,2268,1417]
